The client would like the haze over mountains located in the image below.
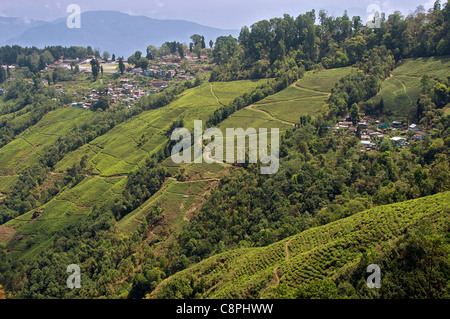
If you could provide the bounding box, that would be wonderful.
[0,11,239,58]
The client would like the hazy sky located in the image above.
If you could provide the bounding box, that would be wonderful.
[0,0,438,29]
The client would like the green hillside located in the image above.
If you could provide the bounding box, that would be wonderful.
[149,191,450,299]
[54,81,265,177]
[1,4,450,300]
[0,107,88,177]
[252,67,354,123]
[0,80,265,259]
[296,67,355,93]
[368,56,450,119]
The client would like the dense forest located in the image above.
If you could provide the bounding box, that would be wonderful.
[211,2,450,80]
[0,2,449,299]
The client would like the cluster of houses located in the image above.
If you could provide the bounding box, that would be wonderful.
[43,54,198,93]
[70,78,155,109]
[124,55,197,82]
[336,116,428,151]
[45,59,74,71]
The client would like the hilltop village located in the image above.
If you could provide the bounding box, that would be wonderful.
[39,53,207,109]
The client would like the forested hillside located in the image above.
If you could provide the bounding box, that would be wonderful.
[0,2,449,299]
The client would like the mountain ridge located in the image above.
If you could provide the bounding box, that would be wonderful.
[2,11,239,57]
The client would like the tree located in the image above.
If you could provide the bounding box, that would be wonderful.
[41,50,55,66]
[128,51,142,66]
[431,82,449,108]
[146,45,157,60]
[90,58,100,80]
[201,36,206,49]
[433,0,441,11]
[137,57,149,70]
[102,51,110,61]
[164,41,179,55]
[111,54,116,61]
[94,95,110,111]
[378,98,385,114]
[118,57,125,75]
[352,16,363,32]
[209,40,214,48]
[194,43,202,58]
[190,34,203,47]
[177,43,185,58]
[350,103,361,125]
[0,66,6,83]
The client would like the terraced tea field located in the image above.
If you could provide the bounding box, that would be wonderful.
[149,191,450,299]
[54,80,266,177]
[368,56,450,119]
[252,67,355,123]
[0,107,89,177]
[0,80,265,259]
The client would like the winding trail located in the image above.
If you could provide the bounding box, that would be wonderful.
[246,104,295,126]
[210,83,226,107]
[399,78,414,105]
[291,81,331,97]
[284,238,293,261]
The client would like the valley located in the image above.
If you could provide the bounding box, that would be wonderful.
[0,3,449,300]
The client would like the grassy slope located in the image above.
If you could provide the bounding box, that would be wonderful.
[116,81,269,248]
[0,80,266,259]
[368,55,450,120]
[296,67,355,92]
[252,67,354,123]
[0,107,89,176]
[119,68,370,254]
[149,191,450,299]
[4,176,127,260]
[54,81,266,177]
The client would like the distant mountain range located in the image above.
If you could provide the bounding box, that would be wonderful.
[0,17,47,40]
[1,11,239,58]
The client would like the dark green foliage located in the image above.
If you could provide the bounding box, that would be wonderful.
[178,114,450,262]
[118,57,125,75]
[210,4,449,83]
[90,59,100,80]
[332,223,450,299]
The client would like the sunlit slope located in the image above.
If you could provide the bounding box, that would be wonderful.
[0,80,266,258]
[54,81,266,177]
[252,67,354,123]
[368,56,450,119]
[149,191,450,299]
[0,107,88,177]
[2,175,127,259]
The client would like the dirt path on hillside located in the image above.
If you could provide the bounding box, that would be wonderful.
[284,239,293,261]
[246,105,295,126]
[210,83,226,107]
[291,82,331,97]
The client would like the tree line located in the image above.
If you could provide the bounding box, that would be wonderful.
[210,2,449,81]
